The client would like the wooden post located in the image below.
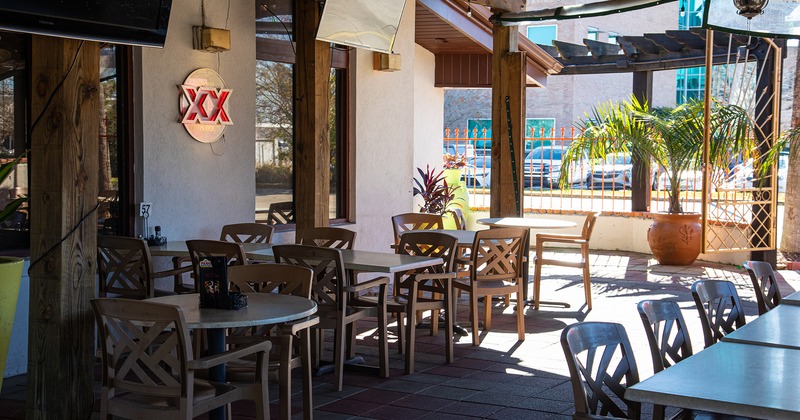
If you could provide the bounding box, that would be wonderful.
[490,24,525,217]
[26,36,99,418]
[294,0,331,228]
[631,70,653,212]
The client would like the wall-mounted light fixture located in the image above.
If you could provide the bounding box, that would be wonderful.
[373,52,402,71]
[732,0,769,19]
[192,26,231,52]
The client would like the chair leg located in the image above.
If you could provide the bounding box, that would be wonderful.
[405,287,417,375]
[470,291,480,346]
[346,323,357,359]
[377,297,390,378]
[300,328,313,420]
[334,319,346,391]
[483,295,492,332]
[516,282,525,341]
[582,247,592,310]
[280,334,293,420]
[396,310,405,354]
[444,281,454,364]
[533,259,543,310]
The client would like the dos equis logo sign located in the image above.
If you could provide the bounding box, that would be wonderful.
[179,68,233,143]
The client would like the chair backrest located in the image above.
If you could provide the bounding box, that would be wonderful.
[637,300,693,373]
[744,260,781,315]
[92,298,193,404]
[296,226,356,249]
[691,280,747,348]
[391,213,444,246]
[273,244,347,311]
[266,201,295,225]
[561,322,641,419]
[470,227,527,283]
[449,208,468,230]
[395,231,458,273]
[580,211,601,240]
[186,240,247,292]
[220,223,274,244]
[97,235,155,299]
[228,263,313,298]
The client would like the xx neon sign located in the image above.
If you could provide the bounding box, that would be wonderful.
[179,68,234,143]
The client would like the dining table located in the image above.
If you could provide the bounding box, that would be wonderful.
[720,303,800,349]
[779,289,800,306]
[147,292,317,420]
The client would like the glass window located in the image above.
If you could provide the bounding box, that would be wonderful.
[608,32,619,44]
[587,27,599,41]
[255,0,347,225]
[526,25,558,45]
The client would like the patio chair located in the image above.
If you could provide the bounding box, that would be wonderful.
[97,235,185,299]
[453,227,527,346]
[391,213,444,246]
[533,211,600,310]
[266,201,295,225]
[296,226,356,249]
[92,298,270,419]
[389,231,458,373]
[227,263,318,420]
[744,260,782,315]
[637,300,693,373]
[272,244,389,391]
[561,321,641,419]
[449,207,467,230]
[691,280,747,348]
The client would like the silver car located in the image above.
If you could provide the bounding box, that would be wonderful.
[590,153,632,190]
[523,146,589,189]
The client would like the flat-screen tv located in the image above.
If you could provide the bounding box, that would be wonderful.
[0,0,173,48]
[316,0,407,54]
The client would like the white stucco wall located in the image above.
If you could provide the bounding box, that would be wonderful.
[413,44,445,212]
[137,0,255,242]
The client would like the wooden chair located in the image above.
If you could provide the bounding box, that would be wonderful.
[227,263,318,420]
[637,300,693,373]
[266,201,295,225]
[449,207,468,230]
[181,240,248,294]
[220,222,274,244]
[744,260,782,315]
[453,227,527,346]
[691,280,747,348]
[97,235,184,299]
[272,244,389,391]
[533,212,600,310]
[391,213,444,246]
[92,298,270,419]
[296,226,356,249]
[390,231,458,373]
[561,321,641,419]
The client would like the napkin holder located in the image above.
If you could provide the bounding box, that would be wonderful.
[198,256,247,310]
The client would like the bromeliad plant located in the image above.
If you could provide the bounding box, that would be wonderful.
[413,165,462,215]
[561,96,753,213]
[0,151,28,224]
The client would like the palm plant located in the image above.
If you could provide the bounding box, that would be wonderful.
[561,95,753,213]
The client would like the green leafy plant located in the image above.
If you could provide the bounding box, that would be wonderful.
[0,151,28,224]
[562,96,753,213]
[443,153,467,169]
[413,165,462,215]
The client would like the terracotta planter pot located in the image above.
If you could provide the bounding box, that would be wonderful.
[647,213,702,266]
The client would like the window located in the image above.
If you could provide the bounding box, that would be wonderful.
[587,27,599,41]
[526,25,557,46]
[676,66,705,104]
[255,0,347,225]
[608,32,619,44]
[678,0,704,29]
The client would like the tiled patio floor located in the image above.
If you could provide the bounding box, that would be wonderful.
[3,249,799,419]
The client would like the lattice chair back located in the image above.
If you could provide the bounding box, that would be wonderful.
[744,260,782,315]
[691,280,747,348]
[296,226,356,249]
[273,244,348,312]
[637,300,693,373]
[228,263,312,297]
[561,322,641,419]
[266,201,295,225]
[187,239,247,273]
[97,235,155,299]
[391,213,444,246]
[470,227,527,284]
[220,222,274,244]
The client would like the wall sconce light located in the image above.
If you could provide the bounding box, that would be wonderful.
[373,52,402,72]
[193,26,231,52]
[732,0,769,19]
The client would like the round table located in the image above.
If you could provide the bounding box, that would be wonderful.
[476,217,577,230]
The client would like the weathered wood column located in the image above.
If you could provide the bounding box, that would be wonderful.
[490,23,526,217]
[631,70,653,212]
[27,36,99,418]
[294,0,331,228]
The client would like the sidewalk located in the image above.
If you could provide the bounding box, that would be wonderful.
[3,250,797,419]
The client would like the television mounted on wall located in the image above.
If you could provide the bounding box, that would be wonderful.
[0,0,173,48]
[316,0,407,54]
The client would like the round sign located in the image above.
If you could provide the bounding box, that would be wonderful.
[179,68,233,143]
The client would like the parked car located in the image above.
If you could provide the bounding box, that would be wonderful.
[589,153,632,190]
[523,146,589,189]
[654,169,705,191]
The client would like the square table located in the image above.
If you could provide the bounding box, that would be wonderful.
[721,304,800,349]
[625,341,800,419]
[780,290,800,306]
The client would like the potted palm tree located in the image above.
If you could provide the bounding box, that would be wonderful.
[0,151,27,389]
[561,96,753,265]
